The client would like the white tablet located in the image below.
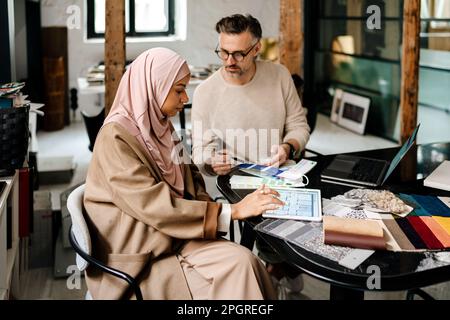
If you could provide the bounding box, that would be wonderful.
[263,188,322,222]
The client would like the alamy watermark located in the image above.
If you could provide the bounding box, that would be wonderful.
[367,5,382,30]
[66,5,81,30]
[170,120,282,166]
[63,3,383,32]
[366,265,381,290]
[66,265,82,290]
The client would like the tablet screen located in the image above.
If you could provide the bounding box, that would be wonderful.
[263,188,322,221]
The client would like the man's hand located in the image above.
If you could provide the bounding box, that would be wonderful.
[230,185,285,220]
[210,150,233,176]
[264,144,290,168]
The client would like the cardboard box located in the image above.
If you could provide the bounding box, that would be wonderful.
[37,156,75,185]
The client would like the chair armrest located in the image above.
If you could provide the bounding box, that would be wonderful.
[69,226,144,300]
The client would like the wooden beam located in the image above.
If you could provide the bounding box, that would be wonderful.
[400,0,421,143]
[279,0,303,76]
[105,0,126,115]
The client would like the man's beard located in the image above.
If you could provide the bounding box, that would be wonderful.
[225,64,244,77]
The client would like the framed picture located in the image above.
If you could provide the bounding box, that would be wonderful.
[330,89,344,123]
[337,92,370,135]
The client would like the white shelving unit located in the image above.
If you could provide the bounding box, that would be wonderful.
[0,172,19,300]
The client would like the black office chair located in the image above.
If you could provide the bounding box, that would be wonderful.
[292,74,317,134]
[67,184,143,300]
[81,108,105,152]
[291,74,322,158]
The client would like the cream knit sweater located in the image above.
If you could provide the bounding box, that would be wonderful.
[191,60,310,173]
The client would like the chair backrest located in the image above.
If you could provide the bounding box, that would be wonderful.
[81,108,105,151]
[66,184,145,300]
[291,74,317,134]
[66,184,91,271]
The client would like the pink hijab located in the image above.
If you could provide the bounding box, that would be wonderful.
[103,48,190,198]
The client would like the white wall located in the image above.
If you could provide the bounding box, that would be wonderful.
[41,0,280,89]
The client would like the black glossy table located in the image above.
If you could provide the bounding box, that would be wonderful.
[217,143,450,300]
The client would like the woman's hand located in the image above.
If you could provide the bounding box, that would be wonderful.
[230,185,285,220]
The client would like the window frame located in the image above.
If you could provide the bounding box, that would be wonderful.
[86,0,175,39]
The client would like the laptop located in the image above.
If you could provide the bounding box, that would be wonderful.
[321,125,420,188]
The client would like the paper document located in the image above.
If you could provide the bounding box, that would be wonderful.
[277,159,317,180]
[424,161,450,191]
[238,160,316,186]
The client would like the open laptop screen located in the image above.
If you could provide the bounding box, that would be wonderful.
[381,125,420,185]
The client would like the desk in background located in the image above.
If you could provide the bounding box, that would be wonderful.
[217,142,450,300]
[77,77,203,127]
[77,77,204,102]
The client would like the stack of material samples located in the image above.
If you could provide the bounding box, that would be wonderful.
[236,159,317,188]
[255,218,375,270]
[324,190,450,252]
[0,82,27,109]
[230,175,305,189]
[323,216,386,250]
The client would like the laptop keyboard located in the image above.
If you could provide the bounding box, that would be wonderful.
[348,158,386,182]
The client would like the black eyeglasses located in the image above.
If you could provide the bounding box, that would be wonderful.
[214,42,258,62]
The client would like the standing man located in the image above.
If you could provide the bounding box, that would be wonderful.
[191,14,310,296]
[192,14,310,176]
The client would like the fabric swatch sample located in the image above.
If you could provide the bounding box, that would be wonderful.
[395,218,427,249]
[383,218,415,251]
[378,220,402,251]
[398,193,430,216]
[323,216,386,250]
[411,195,450,217]
[433,217,450,236]
[420,217,450,248]
[407,216,444,250]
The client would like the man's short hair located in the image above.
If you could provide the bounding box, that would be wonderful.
[215,14,262,40]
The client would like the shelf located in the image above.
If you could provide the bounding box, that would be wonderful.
[5,240,19,289]
[0,172,19,300]
[307,114,398,156]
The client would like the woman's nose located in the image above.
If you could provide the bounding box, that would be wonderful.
[181,91,189,103]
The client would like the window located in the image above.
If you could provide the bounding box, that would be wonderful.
[419,0,450,115]
[305,0,403,140]
[305,0,450,142]
[87,0,175,39]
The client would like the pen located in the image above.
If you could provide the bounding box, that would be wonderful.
[231,156,246,165]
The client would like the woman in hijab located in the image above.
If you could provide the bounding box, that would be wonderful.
[84,48,281,300]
